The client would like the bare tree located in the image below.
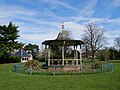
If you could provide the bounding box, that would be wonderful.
[83,23,106,62]
[82,36,90,59]
[114,37,120,50]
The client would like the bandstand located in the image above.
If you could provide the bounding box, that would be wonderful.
[42,24,84,70]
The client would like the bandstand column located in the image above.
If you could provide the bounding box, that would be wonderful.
[76,46,78,65]
[45,45,47,64]
[47,47,50,66]
[74,46,76,65]
[62,41,65,65]
[79,45,83,70]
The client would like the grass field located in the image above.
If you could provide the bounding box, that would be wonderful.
[0,60,120,90]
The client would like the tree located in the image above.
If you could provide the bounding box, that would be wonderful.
[0,22,19,63]
[96,47,110,61]
[82,36,90,58]
[82,23,106,62]
[114,37,120,50]
[24,43,39,59]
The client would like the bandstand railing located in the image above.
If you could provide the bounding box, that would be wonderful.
[49,59,81,66]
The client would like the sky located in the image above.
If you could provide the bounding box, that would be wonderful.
[0,0,120,47]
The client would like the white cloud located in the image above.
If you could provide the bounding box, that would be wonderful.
[105,18,120,25]
[50,0,78,12]
[0,0,120,47]
[0,5,37,19]
[77,0,98,17]
[105,29,120,47]
[105,29,120,39]
[19,34,42,42]
[114,0,120,7]
[65,21,85,31]
[19,33,58,44]
[63,21,85,39]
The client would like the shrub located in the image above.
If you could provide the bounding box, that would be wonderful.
[23,60,41,70]
[41,64,48,69]
[38,57,45,62]
[9,56,21,63]
[91,62,101,69]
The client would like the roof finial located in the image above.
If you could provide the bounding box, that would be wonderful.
[62,21,64,31]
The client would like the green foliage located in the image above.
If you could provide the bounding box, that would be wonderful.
[14,42,25,49]
[23,60,41,70]
[9,56,21,63]
[0,22,20,63]
[91,62,101,69]
[24,43,39,59]
[38,57,45,62]
[50,45,74,59]
[50,45,62,58]
[108,60,120,63]
[109,48,120,60]
[96,48,110,61]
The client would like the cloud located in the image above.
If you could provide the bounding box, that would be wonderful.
[0,5,37,18]
[77,0,98,17]
[105,29,120,47]
[64,21,85,39]
[0,0,120,47]
[114,0,120,7]
[18,32,58,45]
[50,0,78,12]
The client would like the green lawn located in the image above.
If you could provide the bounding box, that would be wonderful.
[0,61,120,90]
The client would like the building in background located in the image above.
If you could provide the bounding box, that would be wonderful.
[13,49,32,62]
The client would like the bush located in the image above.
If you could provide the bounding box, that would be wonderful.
[91,62,101,69]
[108,60,120,63]
[9,56,21,63]
[23,60,41,70]
[41,64,48,69]
[38,57,45,62]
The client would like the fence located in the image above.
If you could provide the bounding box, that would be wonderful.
[101,63,114,73]
[13,63,114,75]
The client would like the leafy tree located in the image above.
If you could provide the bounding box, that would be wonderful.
[82,23,106,62]
[24,43,39,59]
[15,42,25,49]
[108,47,120,60]
[113,37,120,60]
[0,22,19,63]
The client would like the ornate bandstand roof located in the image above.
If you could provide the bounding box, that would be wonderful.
[56,30,72,40]
[42,23,84,46]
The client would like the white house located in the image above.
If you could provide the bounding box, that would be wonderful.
[13,49,33,62]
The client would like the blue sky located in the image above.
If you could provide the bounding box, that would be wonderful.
[0,0,120,47]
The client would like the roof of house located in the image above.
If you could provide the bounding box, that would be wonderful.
[13,49,30,57]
